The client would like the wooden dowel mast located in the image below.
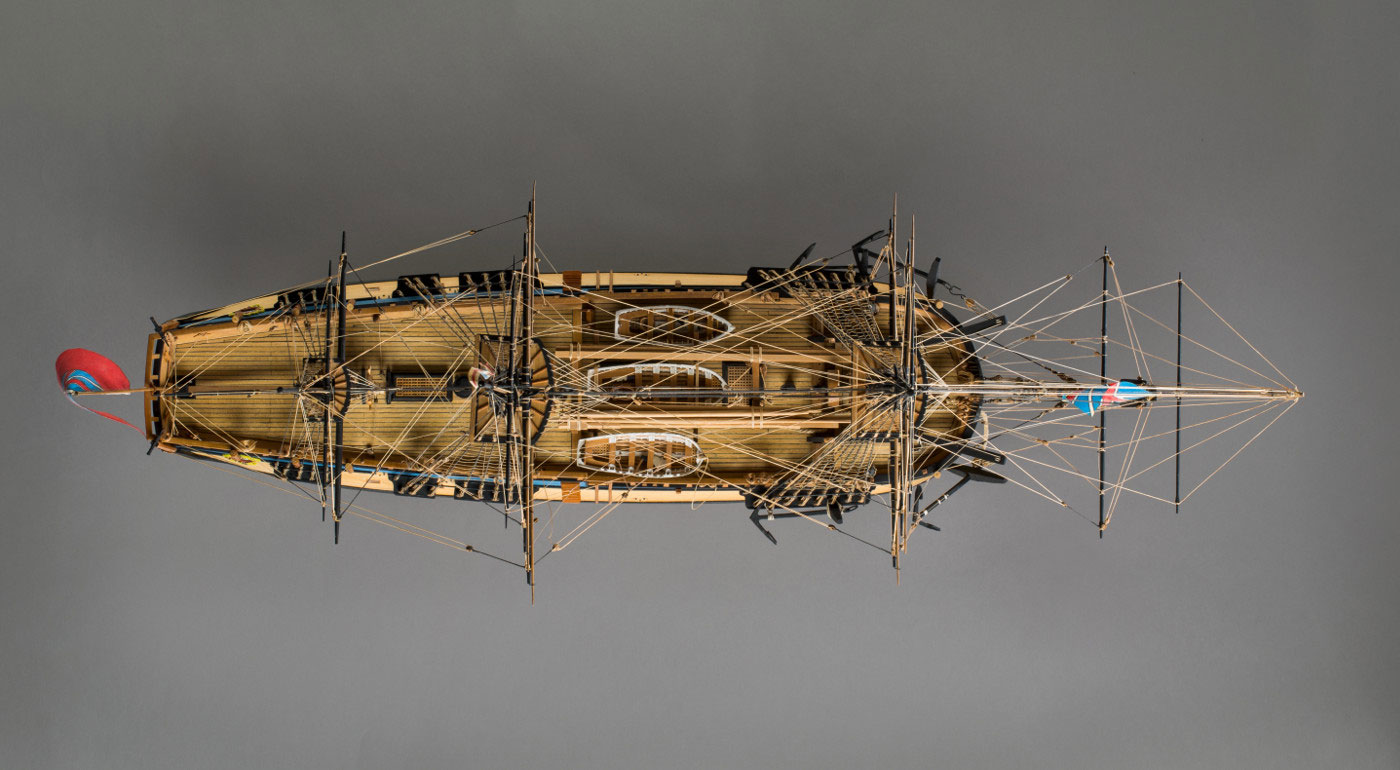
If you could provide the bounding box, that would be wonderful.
[332,232,348,543]
[1098,248,1108,538]
[1176,272,1182,513]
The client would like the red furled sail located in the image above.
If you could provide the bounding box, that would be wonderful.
[55,348,143,434]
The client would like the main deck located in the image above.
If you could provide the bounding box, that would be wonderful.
[145,270,981,505]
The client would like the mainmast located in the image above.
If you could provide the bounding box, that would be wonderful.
[331,233,348,544]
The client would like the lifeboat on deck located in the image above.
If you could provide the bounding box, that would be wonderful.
[613,305,733,346]
[575,432,706,479]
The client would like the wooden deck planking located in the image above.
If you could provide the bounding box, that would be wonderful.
[161,282,977,487]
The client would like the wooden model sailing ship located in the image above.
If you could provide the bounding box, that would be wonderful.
[57,192,1303,597]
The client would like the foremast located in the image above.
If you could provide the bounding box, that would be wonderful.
[324,233,349,543]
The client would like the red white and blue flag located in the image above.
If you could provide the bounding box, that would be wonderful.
[1070,380,1152,416]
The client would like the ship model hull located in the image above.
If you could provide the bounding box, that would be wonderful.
[52,197,1297,590]
[144,267,983,508]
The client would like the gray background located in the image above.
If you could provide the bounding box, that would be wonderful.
[4,1,1397,768]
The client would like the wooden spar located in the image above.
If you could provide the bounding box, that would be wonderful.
[69,386,158,397]
[332,232,348,544]
[887,197,899,569]
[521,185,537,594]
[914,383,1295,400]
[1099,248,1108,538]
[897,214,918,564]
[1174,275,1184,511]
[321,254,335,524]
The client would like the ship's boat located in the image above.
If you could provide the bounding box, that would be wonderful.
[57,194,1302,595]
[575,432,706,479]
